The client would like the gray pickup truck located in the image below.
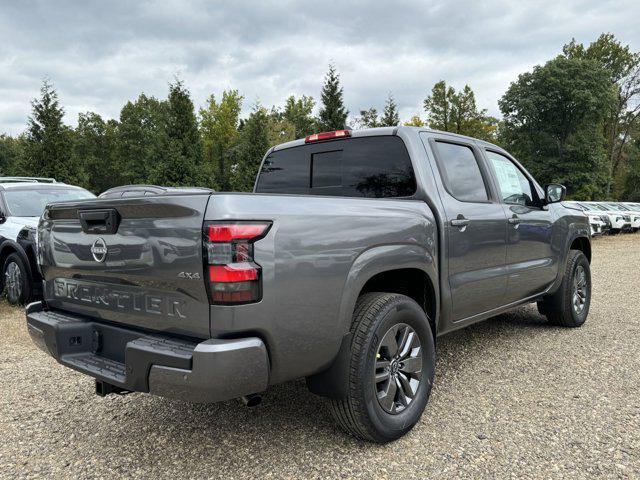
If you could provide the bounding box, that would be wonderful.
[26,127,592,442]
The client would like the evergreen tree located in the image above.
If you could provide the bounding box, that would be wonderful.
[283,95,316,137]
[157,79,204,186]
[380,93,400,126]
[73,112,120,193]
[317,65,348,131]
[230,105,270,192]
[200,89,243,190]
[23,80,83,184]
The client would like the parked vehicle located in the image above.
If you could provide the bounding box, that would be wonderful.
[99,185,213,198]
[602,202,640,232]
[622,202,640,230]
[564,201,609,236]
[26,127,592,443]
[0,178,95,305]
[581,202,630,234]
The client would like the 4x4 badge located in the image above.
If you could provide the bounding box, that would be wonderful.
[178,272,201,279]
[90,238,107,263]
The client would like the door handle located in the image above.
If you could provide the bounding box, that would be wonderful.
[78,209,121,234]
[450,216,470,231]
[450,219,470,227]
[508,215,521,227]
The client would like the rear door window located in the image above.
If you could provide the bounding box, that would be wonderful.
[432,141,489,202]
[255,136,416,198]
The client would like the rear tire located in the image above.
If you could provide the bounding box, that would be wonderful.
[328,293,435,443]
[537,250,591,327]
[3,253,31,306]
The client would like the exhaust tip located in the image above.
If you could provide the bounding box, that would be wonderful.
[241,394,262,407]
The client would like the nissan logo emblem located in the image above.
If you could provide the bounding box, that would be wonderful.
[91,238,108,263]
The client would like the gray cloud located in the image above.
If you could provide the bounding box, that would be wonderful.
[1,0,639,134]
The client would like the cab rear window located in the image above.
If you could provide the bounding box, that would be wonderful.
[255,136,416,198]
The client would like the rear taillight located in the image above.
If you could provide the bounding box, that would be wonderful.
[204,221,271,304]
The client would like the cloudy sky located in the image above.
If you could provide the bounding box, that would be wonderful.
[1,0,639,135]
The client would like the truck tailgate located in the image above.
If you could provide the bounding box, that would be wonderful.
[38,194,212,339]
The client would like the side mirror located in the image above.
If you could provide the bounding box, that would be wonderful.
[0,212,5,224]
[545,184,566,204]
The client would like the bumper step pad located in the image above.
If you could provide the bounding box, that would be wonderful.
[26,302,269,403]
[26,304,197,391]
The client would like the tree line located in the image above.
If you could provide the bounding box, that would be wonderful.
[0,33,638,200]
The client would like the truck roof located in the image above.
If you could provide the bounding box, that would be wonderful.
[270,126,502,153]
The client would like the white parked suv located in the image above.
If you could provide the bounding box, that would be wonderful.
[566,202,609,236]
[607,202,640,232]
[622,203,640,231]
[580,202,629,234]
[0,177,95,304]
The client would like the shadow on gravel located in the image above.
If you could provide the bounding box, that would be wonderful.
[435,305,550,361]
[72,304,555,466]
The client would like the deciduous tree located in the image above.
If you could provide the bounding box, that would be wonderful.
[499,56,615,198]
[564,34,640,197]
[424,81,496,140]
[230,105,270,192]
[73,112,120,193]
[283,95,315,138]
[117,94,169,184]
[0,134,24,176]
[355,107,379,129]
[404,116,425,127]
[200,89,243,190]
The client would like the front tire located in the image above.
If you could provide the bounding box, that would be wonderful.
[537,250,591,327]
[3,253,31,305]
[329,293,435,443]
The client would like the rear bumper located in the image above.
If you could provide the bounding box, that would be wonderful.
[25,302,269,403]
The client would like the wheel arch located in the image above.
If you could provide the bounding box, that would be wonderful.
[307,244,438,399]
[358,268,437,339]
[569,235,591,263]
[338,244,439,337]
[0,239,34,285]
[548,229,591,296]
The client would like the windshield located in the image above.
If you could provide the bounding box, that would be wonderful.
[593,203,611,211]
[606,203,628,211]
[578,203,597,211]
[3,188,95,217]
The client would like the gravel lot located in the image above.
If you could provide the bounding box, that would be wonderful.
[1,234,639,479]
